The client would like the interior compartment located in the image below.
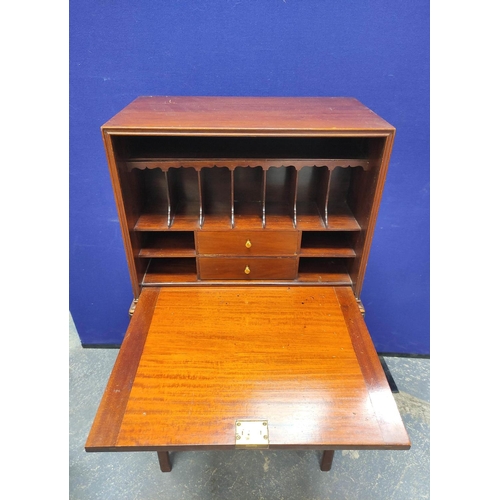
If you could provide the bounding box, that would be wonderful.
[167,168,201,228]
[110,133,386,288]
[264,166,296,229]
[142,258,198,284]
[138,232,196,258]
[327,167,362,230]
[296,166,330,229]
[300,231,356,257]
[297,257,352,284]
[200,167,232,229]
[131,167,200,230]
[233,166,264,228]
[116,135,375,161]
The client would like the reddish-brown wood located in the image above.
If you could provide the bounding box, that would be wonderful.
[142,258,198,284]
[90,97,406,472]
[103,97,395,133]
[320,451,335,472]
[300,232,356,258]
[102,132,143,298]
[126,158,370,171]
[336,287,411,447]
[197,231,299,256]
[157,451,172,472]
[103,97,393,297]
[134,203,360,233]
[297,259,352,284]
[349,135,394,297]
[198,257,297,280]
[86,286,409,452]
[85,288,160,451]
[135,212,199,232]
[139,232,196,258]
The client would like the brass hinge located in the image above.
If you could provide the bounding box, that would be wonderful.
[129,298,139,317]
[235,420,269,448]
[356,299,365,317]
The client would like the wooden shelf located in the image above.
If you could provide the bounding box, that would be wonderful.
[134,212,170,231]
[132,165,361,232]
[233,201,263,229]
[200,213,232,230]
[141,260,353,285]
[297,258,352,284]
[326,203,361,231]
[135,211,200,231]
[142,258,198,284]
[300,232,356,257]
[139,232,196,258]
[134,199,201,231]
[141,258,352,286]
[263,202,294,230]
[295,202,327,230]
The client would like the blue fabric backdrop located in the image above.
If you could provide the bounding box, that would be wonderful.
[69,0,429,354]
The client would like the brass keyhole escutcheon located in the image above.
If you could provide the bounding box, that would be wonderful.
[245,239,252,249]
[244,266,251,275]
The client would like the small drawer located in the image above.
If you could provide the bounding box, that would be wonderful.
[198,257,297,280]
[197,231,298,256]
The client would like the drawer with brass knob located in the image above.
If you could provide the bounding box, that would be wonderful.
[198,257,297,280]
[197,231,299,256]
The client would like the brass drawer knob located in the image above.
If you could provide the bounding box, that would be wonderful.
[244,266,251,275]
[245,239,252,249]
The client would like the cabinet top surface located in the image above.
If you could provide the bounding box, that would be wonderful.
[102,96,394,133]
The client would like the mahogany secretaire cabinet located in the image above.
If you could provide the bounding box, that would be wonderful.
[85,97,410,473]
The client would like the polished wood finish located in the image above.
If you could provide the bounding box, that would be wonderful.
[300,232,356,257]
[142,258,198,284]
[336,287,410,446]
[86,286,409,452]
[138,232,196,258]
[198,257,297,280]
[320,451,335,472]
[88,97,406,473]
[297,258,352,284]
[103,96,394,132]
[197,231,299,256]
[102,97,393,297]
[86,288,160,450]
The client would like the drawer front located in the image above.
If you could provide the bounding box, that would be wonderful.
[199,257,297,280]
[197,231,298,256]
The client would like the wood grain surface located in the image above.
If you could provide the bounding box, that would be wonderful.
[197,231,299,256]
[103,97,394,298]
[87,286,409,451]
[85,288,160,451]
[103,97,395,133]
[336,287,411,447]
[198,257,297,280]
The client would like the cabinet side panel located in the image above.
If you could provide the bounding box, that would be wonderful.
[348,135,393,297]
[102,131,142,297]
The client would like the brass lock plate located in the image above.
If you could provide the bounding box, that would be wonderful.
[235,420,269,448]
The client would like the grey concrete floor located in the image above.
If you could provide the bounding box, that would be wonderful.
[69,314,429,500]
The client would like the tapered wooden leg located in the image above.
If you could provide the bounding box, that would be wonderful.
[157,451,172,472]
[320,450,334,471]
